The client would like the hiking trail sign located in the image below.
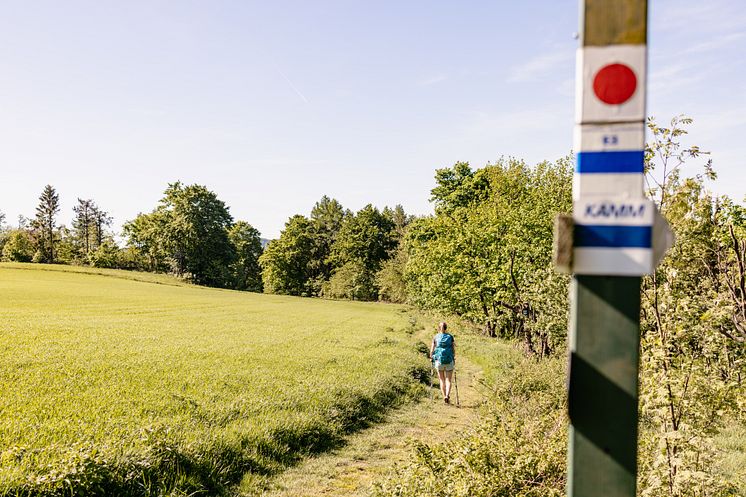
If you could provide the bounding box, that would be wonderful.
[562,1,672,497]
[570,2,672,276]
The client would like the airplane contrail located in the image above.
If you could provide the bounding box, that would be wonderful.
[276,67,309,103]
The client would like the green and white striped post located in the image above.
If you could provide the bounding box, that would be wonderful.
[564,1,653,496]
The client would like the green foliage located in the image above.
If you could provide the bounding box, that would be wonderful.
[375,340,566,497]
[32,184,60,263]
[0,264,424,496]
[430,161,491,215]
[638,116,746,496]
[124,182,236,287]
[330,205,395,269]
[259,215,314,296]
[376,247,408,303]
[123,208,172,272]
[228,221,263,292]
[160,182,235,286]
[375,205,413,304]
[71,198,112,264]
[405,158,572,354]
[307,196,348,294]
[262,200,402,301]
[383,204,412,242]
[324,260,377,300]
[89,240,123,269]
[1,229,35,262]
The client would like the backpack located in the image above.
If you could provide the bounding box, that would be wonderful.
[432,332,454,363]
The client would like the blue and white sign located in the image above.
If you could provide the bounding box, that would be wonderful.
[573,198,654,275]
[573,123,645,199]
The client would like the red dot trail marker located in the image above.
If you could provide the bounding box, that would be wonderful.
[575,46,646,124]
[593,63,637,104]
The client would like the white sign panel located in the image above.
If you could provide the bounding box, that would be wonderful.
[573,198,654,276]
[575,44,647,124]
[574,122,645,152]
[573,122,646,199]
[574,198,653,226]
[573,247,652,275]
[573,175,645,201]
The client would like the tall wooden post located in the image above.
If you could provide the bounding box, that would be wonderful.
[566,1,648,496]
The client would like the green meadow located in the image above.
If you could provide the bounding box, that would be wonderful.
[0,263,425,496]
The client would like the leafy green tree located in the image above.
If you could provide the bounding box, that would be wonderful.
[325,260,378,300]
[32,185,60,263]
[72,198,96,261]
[375,247,408,303]
[308,196,347,294]
[92,205,112,249]
[123,209,171,272]
[383,204,412,242]
[228,221,263,291]
[89,240,122,269]
[430,161,491,215]
[374,205,413,303]
[327,204,396,301]
[405,158,572,354]
[259,215,315,295]
[0,212,8,256]
[124,182,235,286]
[159,182,235,286]
[54,226,77,264]
[73,199,112,260]
[1,229,35,262]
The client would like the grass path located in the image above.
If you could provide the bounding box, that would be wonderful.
[247,331,484,497]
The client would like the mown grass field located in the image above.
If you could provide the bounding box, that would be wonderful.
[0,263,425,496]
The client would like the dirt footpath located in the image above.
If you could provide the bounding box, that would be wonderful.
[250,350,482,497]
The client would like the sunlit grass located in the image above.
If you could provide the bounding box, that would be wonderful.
[0,263,424,495]
[715,421,746,495]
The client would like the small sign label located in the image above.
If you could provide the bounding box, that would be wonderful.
[571,198,672,275]
[574,123,645,152]
[574,198,653,227]
[573,123,646,199]
[576,44,646,124]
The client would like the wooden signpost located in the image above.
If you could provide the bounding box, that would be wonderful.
[560,1,671,496]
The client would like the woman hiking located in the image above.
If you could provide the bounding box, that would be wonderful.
[429,322,456,404]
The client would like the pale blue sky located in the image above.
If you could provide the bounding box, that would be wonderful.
[1,1,744,238]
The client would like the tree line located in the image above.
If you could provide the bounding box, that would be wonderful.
[0,156,579,358]
[259,197,411,300]
[0,182,263,291]
[0,186,114,267]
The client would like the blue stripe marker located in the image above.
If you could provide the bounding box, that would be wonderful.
[574,225,652,248]
[576,150,644,173]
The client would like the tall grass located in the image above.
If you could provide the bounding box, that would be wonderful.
[0,264,425,496]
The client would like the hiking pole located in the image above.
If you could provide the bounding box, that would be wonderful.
[454,369,460,408]
[429,359,435,402]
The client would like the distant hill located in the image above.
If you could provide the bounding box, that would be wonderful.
[260,238,271,249]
